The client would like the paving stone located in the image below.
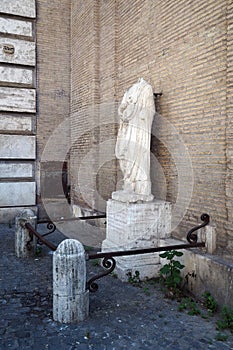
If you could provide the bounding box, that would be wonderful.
[0,224,233,350]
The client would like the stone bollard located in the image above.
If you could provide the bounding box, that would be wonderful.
[200,225,216,254]
[15,209,37,258]
[53,239,89,323]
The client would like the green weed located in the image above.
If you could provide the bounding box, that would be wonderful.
[217,306,233,333]
[202,291,218,314]
[90,259,99,267]
[178,297,201,316]
[159,250,184,291]
[127,270,140,286]
[215,332,228,341]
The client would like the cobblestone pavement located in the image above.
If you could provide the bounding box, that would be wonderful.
[0,223,233,350]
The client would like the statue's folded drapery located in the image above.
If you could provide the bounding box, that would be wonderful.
[114,78,155,202]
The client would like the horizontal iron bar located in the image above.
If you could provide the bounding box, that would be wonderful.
[25,223,57,251]
[38,214,106,224]
[88,242,205,260]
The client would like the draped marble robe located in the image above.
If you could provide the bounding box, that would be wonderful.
[112,78,155,203]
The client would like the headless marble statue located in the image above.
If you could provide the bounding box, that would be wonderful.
[112,78,155,203]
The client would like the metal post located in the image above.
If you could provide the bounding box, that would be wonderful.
[53,239,89,323]
[15,209,37,258]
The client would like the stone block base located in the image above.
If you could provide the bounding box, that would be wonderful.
[102,238,161,281]
[102,199,171,281]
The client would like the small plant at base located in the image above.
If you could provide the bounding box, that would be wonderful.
[111,272,118,279]
[202,291,218,314]
[84,331,91,340]
[178,297,188,312]
[178,297,201,316]
[215,332,228,342]
[159,250,185,291]
[90,259,99,267]
[127,270,140,286]
[143,286,150,295]
[35,245,42,256]
[217,306,233,333]
[84,245,93,252]
[187,300,201,316]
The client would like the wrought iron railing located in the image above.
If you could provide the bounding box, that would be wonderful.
[86,213,209,292]
[23,213,210,293]
[25,222,57,251]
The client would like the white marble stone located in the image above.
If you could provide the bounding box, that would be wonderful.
[0,0,36,18]
[0,135,35,159]
[0,17,33,37]
[102,237,162,281]
[200,225,216,254]
[112,190,154,203]
[114,78,155,202]
[0,115,32,132]
[0,182,36,206]
[0,38,35,66]
[102,199,171,280]
[0,66,33,85]
[15,209,37,258]
[53,239,89,323]
[0,162,33,178]
[0,87,36,112]
[105,199,171,246]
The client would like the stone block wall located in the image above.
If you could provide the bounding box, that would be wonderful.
[0,0,36,222]
[0,0,71,222]
[70,0,233,259]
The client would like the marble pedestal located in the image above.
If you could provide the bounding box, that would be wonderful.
[102,199,171,281]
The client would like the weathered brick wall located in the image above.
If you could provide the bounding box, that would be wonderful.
[226,0,233,257]
[70,1,99,211]
[70,1,118,213]
[143,0,228,256]
[36,0,70,212]
[96,1,119,207]
[70,0,233,258]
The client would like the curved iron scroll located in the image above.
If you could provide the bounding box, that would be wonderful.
[25,222,57,251]
[41,222,56,237]
[87,257,116,292]
[187,213,210,244]
[36,222,57,246]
